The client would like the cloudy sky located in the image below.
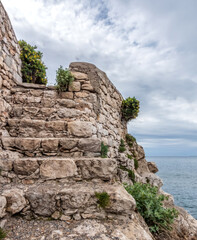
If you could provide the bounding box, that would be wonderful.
[2,0,197,156]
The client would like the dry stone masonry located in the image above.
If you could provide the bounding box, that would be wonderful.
[1,1,197,240]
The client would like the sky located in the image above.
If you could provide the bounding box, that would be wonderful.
[2,0,197,156]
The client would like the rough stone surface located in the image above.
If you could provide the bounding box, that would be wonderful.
[0,196,7,218]
[148,161,159,173]
[0,2,197,238]
[2,189,26,214]
[40,159,77,179]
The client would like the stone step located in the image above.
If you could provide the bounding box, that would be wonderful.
[9,104,92,121]
[1,137,101,157]
[0,157,117,183]
[7,118,68,138]
[0,181,135,220]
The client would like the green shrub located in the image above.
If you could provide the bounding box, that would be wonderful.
[119,165,135,183]
[121,97,140,121]
[126,134,136,147]
[127,154,132,159]
[124,183,178,233]
[55,66,74,92]
[19,40,47,85]
[95,192,110,208]
[119,139,126,153]
[0,228,6,239]
[134,158,139,170]
[101,142,108,158]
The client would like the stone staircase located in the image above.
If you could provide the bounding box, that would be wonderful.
[0,84,136,220]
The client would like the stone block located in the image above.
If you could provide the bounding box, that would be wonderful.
[40,159,77,179]
[68,121,93,137]
[68,82,81,92]
[59,138,78,150]
[42,139,59,153]
[57,99,76,108]
[13,159,39,175]
[15,138,41,152]
[78,138,101,152]
[75,158,117,180]
[60,92,73,99]
[71,72,88,80]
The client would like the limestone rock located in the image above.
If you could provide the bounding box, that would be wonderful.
[26,185,57,216]
[0,196,7,218]
[2,189,26,214]
[78,138,101,152]
[13,159,39,175]
[75,158,117,180]
[40,159,77,179]
[147,162,158,173]
[68,82,81,92]
[68,121,93,137]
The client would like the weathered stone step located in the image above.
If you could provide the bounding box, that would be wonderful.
[9,104,92,121]
[0,157,117,184]
[7,118,68,138]
[1,137,101,157]
[0,181,135,220]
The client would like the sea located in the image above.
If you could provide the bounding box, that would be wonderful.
[146,156,197,220]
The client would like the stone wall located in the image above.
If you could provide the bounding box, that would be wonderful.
[0,1,22,87]
[0,0,22,144]
[1,63,126,159]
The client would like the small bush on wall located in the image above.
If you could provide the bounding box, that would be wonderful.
[55,66,74,92]
[121,97,140,121]
[19,40,47,85]
[101,142,109,158]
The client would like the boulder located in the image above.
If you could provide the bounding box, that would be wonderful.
[2,189,26,214]
[147,162,158,173]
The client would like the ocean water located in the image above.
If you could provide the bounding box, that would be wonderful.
[146,156,197,219]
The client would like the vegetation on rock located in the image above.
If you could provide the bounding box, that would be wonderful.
[119,139,126,153]
[55,66,74,92]
[101,142,109,158]
[126,134,136,147]
[119,165,136,183]
[0,228,6,239]
[19,40,47,85]
[124,183,178,233]
[121,97,140,121]
[95,192,110,208]
[134,158,139,170]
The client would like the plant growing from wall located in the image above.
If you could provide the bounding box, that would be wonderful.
[18,40,47,85]
[119,139,126,152]
[134,158,139,170]
[126,134,136,147]
[124,183,178,233]
[0,228,6,239]
[95,192,110,208]
[55,66,74,92]
[121,97,140,122]
[101,142,108,158]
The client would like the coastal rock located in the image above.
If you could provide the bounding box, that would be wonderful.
[148,161,158,173]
